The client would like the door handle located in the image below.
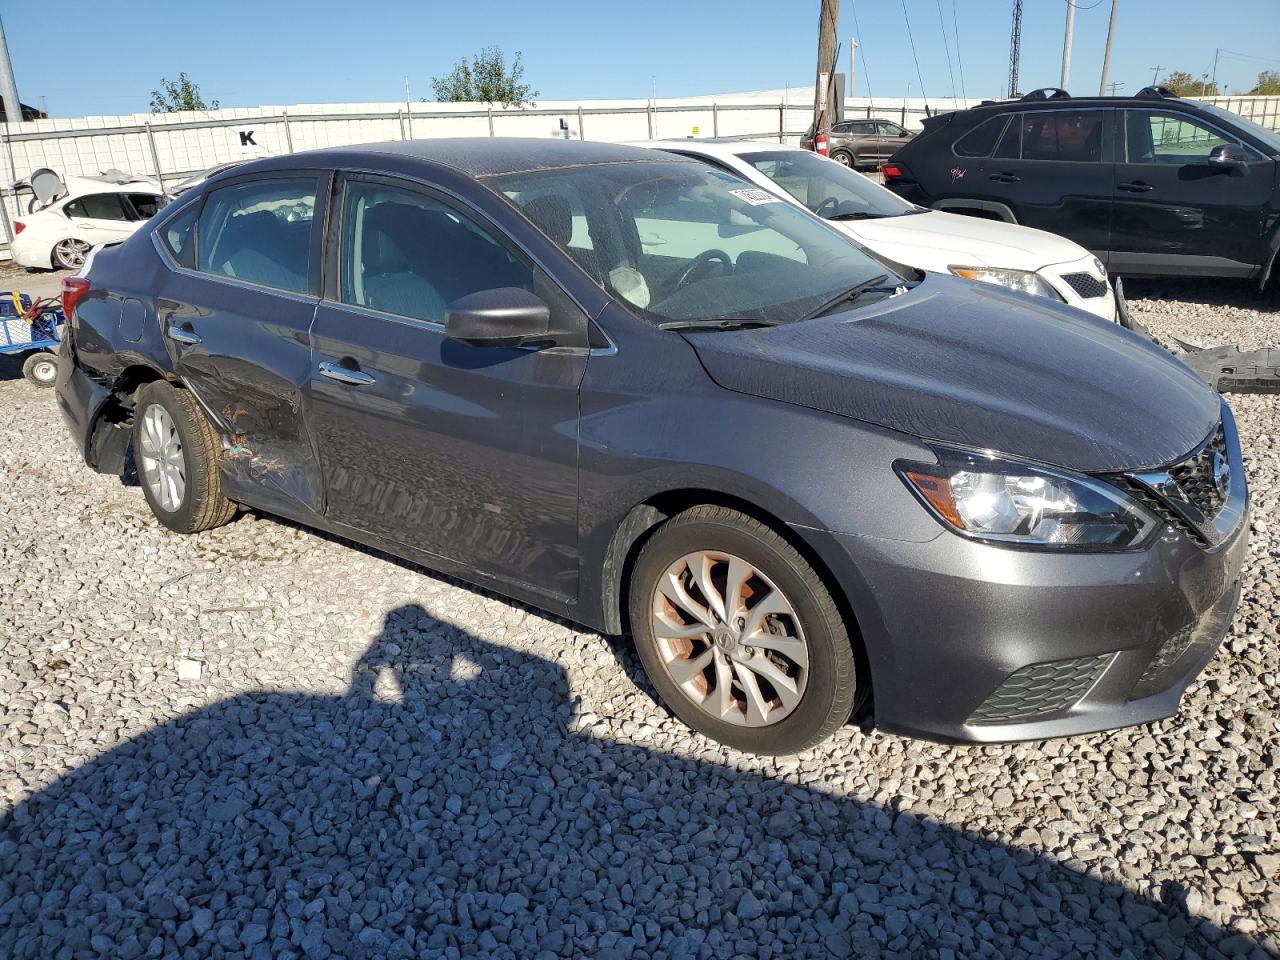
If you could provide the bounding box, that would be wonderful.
[76,223,95,229]
[319,361,375,386]
[167,324,201,345]
[1118,181,1153,192]
[988,173,1021,183]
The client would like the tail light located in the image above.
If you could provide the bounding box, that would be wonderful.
[881,163,905,181]
[61,276,91,321]
[13,221,24,234]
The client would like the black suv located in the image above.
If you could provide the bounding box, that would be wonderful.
[882,87,1280,287]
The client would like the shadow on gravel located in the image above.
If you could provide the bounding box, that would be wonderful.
[0,352,25,383]
[1123,278,1277,313]
[0,605,1263,959]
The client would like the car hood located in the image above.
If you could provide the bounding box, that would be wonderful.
[688,276,1218,473]
[839,210,1090,272]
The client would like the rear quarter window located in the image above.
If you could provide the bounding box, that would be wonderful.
[953,116,1009,157]
[158,202,198,269]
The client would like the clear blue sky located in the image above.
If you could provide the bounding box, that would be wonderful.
[6,0,1279,117]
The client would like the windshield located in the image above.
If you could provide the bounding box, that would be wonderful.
[1199,104,1280,154]
[740,150,918,219]
[490,160,892,324]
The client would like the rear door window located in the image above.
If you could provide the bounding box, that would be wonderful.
[196,177,318,294]
[65,193,130,221]
[159,203,198,269]
[1019,110,1106,162]
[993,114,1022,158]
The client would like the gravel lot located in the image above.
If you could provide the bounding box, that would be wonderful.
[1,280,1277,959]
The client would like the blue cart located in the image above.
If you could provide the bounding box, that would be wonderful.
[0,291,64,387]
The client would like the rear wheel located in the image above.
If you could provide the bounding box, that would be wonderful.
[133,382,236,534]
[21,351,58,388]
[628,505,857,755]
[831,149,854,167]
[52,238,90,270]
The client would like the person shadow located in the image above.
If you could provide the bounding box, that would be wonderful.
[0,604,1266,960]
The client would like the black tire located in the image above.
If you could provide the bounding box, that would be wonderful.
[133,381,236,534]
[830,150,854,168]
[628,505,858,755]
[21,351,58,388]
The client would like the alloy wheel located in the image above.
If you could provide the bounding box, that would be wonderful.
[138,404,186,512]
[650,550,809,727]
[54,239,90,270]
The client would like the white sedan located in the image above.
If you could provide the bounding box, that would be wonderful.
[11,176,167,270]
[631,139,1120,323]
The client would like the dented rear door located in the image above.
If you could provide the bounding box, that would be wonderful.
[163,173,327,518]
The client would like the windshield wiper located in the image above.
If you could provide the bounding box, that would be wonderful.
[800,274,909,321]
[826,211,887,221]
[658,318,784,332]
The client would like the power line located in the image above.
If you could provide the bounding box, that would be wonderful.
[951,0,967,102]
[1217,48,1280,65]
[849,0,875,107]
[935,0,959,106]
[900,0,930,109]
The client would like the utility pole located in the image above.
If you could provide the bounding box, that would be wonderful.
[812,0,839,135]
[1150,64,1163,86]
[848,37,859,98]
[0,14,22,125]
[1106,81,1124,96]
[1008,0,1023,99]
[1210,49,1220,91]
[1098,0,1119,95]
[1060,0,1076,89]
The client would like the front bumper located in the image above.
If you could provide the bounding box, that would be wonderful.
[798,411,1250,744]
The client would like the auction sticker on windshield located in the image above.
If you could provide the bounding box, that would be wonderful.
[730,188,784,206]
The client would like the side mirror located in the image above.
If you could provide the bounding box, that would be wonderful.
[898,131,910,137]
[444,287,551,348]
[1208,144,1248,173]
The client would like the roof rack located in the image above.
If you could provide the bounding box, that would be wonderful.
[1135,85,1178,100]
[1020,87,1071,101]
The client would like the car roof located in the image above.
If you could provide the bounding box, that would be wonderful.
[626,139,804,159]
[224,137,678,180]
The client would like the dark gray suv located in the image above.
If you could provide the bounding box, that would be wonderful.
[55,139,1249,755]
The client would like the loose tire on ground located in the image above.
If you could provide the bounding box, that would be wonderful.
[21,351,59,388]
[628,505,858,755]
[133,381,237,534]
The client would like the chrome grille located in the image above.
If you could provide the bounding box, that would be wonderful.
[1169,425,1228,520]
[968,653,1114,725]
[1106,422,1229,547]
[1060,272,1109,299]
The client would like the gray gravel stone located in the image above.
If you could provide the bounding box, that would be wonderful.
[0,282,1277,957]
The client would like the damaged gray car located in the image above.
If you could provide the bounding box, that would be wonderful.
[55,139,1249,755]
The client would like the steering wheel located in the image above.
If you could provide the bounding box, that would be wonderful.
[674,249,732,291]
[813,196,841,219]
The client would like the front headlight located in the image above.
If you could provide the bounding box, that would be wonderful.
[950,266,1063,301]
[897,450,1159,550]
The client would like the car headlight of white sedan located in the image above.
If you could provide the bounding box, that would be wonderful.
[949,265,1064,301]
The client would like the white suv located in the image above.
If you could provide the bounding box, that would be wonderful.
[632,139,1121,323]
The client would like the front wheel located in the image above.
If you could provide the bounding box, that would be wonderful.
[830,150,854,167]
[133,381,237,534]
[52,238,91,270]
[21,351,58,388]
[628,505,858,755]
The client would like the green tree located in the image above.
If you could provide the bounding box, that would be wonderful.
[1161,71,1218,97]
[150,72,218,113]
[1248,71,1280,95]
[430,47,538,107]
